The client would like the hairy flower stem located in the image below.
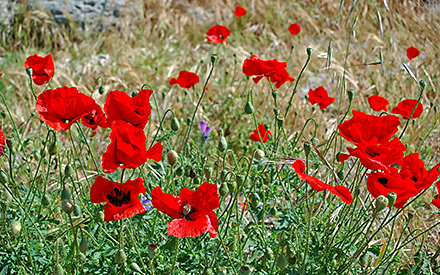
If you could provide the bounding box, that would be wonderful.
[181,57,216,156]
[170,238,180,274]
[399,80,426,139]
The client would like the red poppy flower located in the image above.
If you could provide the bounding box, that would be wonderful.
[307,86,335,110]
[242,55,293,88]
[250,124,272,143]
[206,25,230,45]
[292,160,353,204]
[24,54,55,86]
[399,153,440,192]
[239,199,251,211]
[235,6,246,17]
[407,47,420,61]
[391,99,423,119]
[288,23,301,35]
[151,182,220,238]
[35,86,103,131]
[81,110,109,137]
[368,95,389,112]
[343,137,406,172]
[338,110,401,145]
[432,181,440,208]
[170,71,200,89]
[0,126,5,155]
[270,67,294,88]
[104,89,153,129]
[90,176,147,222]
[102,120,163,173]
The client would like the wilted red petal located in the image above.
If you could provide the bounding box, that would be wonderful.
[235,6,246,17]
[407,47,420,61]
[288,23,301,35]
[368,95,389,112]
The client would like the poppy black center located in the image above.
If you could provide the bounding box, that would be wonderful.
[107,187,131,207]
[368,150,380,157]
[378,177,388,186]
[410,176,418,182]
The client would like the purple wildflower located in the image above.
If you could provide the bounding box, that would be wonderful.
[199,121,212,141]
[140,194,153,211]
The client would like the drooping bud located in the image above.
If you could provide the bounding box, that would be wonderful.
[211,55,218,64]
[61,188,71,200]
[303,143,311,157]
[94,210,105,223]
[219,182,229,196]
[254,149,265,162]
[48,137,59,156]
[204,167,212,180]
[148,243,158,259]
[167,150,178,166]
[277,254,288,270]
[171,117,180,131]
[114,249,127,264]
[347,90,354,101]
[0,170,8,184]
[64,164,74,178]
[98,86,105,95]
[375,195,388,213]
[129,262,142,273]
[61,199,74,215]
[407,209,415,221]
[219,170,228,183]
[236,174,245,188]
[387,192,397,207]
[10,220,21,237]
[307,47,312,56]
[250,193,260,208]
[238,266,251,275]
[79,237,88,253]
[53,263,64,275]
[218,130,227,153]
[244,102,254,114]
[227,181,237,193]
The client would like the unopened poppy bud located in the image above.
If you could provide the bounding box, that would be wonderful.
[61,199,74,215]
[254,149,265,162]
[407,209,415,221]
[375,195,388,213]
[359,253,368,266]
[193,177,201,186]
[79,237,88,253]
[236,174,245,187]
[419,80,426,89]
[10,220,21,237]
[227,181,237,193]
[244,102,254,114]
[203,267,214,275]
[131,91,138,97]
[219,182,229,196]
[265,247,274,260]
[6,139,13,152]
[40,147,48,158]
[94,210,105,223]
[175,166,184,177]
[277,254,288,270]
[303,143,311,157]
[186,118,191,126]
[211,55,217,64]
[61,188,71,200]
[48,138,59,156]
[0,169,8,184]
[114,249,127,264]
[98,86,105,95]
[347,90,354,101]
[204,167,212,180]
[26,67,33,78]
[307,47,312,56]
[387,192,397,207]
[64,164,74,178]
[148,243,158,259]
[250,193,260,208]
[218,132,227,153]
[238,266,251,275]
[53,263,64,275]
[220,170,227,183]
[73,204,82,217]
[337,169,344,179]
[130,262,142,273]
[167,150,178,166]
[171,117,180,131]
[41,194,50,206]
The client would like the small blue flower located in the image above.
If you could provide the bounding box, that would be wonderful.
[140,194,153,211]
[199,121,212,141]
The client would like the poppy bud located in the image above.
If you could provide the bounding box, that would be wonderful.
[303,143,311,157]
[171,117,180,131]
[61,199,74,215]
[219,182,229,196]
[337,169,344,179]
[26,67,33,78]
[236,174,245,188]
[238,266,251,275]
[359,253,368,266]
[227,181,237,193]
[204,167,212,180]
[114,249,127,264]
[375,195,388,213]
[250,193,260,208]
[419,80,426,89]
[130,262,142,273]
[193,177,201,186]
[254,149,265,162]
[40,147,48,158]
[99,86,105,95]
[167,150,178,166]
[218,131,228,153]
[6,139,13,152]
[0,169,8,184]
[131,91,138,97]
[307,47,312,56]
[79,237,88,253]
[211,55,217,64]
[186,118,191,126]
[10,220,21,237]
[387,192,397,207]
[64,164,74,178]
[53,263,64,275]
[175,166,184,177]
[203,267,214,275]
[277,255,288,270]
[148,243,158,259]
[48,138,59,156]
[73,204,82,217]
[270,207,277,215]
[94,210,105,223]
[41,194,50,206]
[219,170,228,183]
[244,102,254,114]
[347,90,354,101]
[61,188,71,200]
[407,209,415,221]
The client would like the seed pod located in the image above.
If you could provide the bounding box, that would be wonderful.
[53,264,64,275]
[219,182,229,196]
[10,220,21,237]
[387,192,397,207]
[148,243,158,259]
[277,255,288,270]
[375,195,388,213]
[64,164,74,178]
[61,199,74,215]
[254,149,265,162]
[171,117,180,131]
[79,238,88,253]
[244,102,254,114]
[94,210,105,223]
[114,249,127,264]
[167,150,178,166]
[130,262,142,273]
[61,188,70,200]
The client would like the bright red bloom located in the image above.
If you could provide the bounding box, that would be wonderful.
[250,124,272,143]
[235,6,246,17]
[242,55,293,88]
[391,99,423,119]
[24,54,55,86]
[368,95,389,112]
[288,23,301,35]
[170,71,200,89]
[151,182,220,238]
[0,126,5,155]
[407,47,420,61]
[206,25,230,45]
[35,86,103,131]
[367,153,439,208]
[90,176,147,222]
[104,89,153,129]
[0,73,3,78]
[338,110,401,145]
[432,181,440,208]
[81,110,109,137]
[102,120,163,173]
[307,86,335,110]
[292,160,353,204]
